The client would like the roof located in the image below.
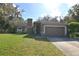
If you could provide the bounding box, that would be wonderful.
[40,21,67,26]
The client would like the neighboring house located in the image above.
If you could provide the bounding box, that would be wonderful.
[17,27,23,32]
[17,18,33,33]
[17,24,27,33]
[34,20,67,37]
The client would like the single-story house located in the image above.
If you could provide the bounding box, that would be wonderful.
[17,25,27,33]
[17,18,33,33]
[34,21,67,37]
[17,18,67,37]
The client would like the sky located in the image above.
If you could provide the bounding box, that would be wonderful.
[11,0,79,21]
[16,3,49,20]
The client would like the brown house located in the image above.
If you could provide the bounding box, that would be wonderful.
[34,21,67,37]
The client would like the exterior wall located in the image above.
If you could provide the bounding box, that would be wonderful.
[17,28,23,32]
[40,24,67,36]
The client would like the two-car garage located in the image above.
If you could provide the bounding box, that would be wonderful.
[43,24,67,37]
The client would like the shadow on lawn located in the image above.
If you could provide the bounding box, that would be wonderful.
[23,34,34,38]
[23,34,49,42]
[23,34,79,42]
[34,36,48,42]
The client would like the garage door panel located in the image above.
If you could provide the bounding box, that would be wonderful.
[45,27,65,36]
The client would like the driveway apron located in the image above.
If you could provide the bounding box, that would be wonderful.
[48,37,79,56]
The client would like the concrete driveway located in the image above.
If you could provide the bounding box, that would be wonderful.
[47,37,79,56]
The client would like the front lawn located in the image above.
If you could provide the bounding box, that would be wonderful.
[0,34,64,56]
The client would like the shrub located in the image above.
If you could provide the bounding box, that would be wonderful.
[68,22,79,38]
[74,32,79,37]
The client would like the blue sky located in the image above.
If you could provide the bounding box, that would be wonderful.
[16,3,49,20]
[14,0,79,21]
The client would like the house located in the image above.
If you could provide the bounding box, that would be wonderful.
[34,20,67,37]
[16,23,27,33]
[17,17,67,37]
[17,18,33,33]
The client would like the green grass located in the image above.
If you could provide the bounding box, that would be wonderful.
[0,34,64,56]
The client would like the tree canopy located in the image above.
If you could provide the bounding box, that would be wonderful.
[65,4,79,37]
[68,4,79,22]
[0,3,24,33]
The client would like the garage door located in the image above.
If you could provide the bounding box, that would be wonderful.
[45,27,65,36]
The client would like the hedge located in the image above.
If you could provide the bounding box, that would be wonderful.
[68,22,79,38]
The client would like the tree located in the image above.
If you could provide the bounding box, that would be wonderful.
[64,4,79,37]
[38,15,51,21]
[68,4,79,22]
[37,15,58,22]
[50,16,58,22]
[0,3,24,33]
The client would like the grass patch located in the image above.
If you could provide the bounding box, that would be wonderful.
[0,34,64,56]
